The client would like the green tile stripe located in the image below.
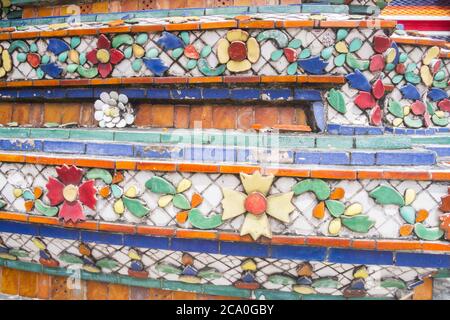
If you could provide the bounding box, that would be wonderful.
[0,258,398,300]
[0,127,419,150]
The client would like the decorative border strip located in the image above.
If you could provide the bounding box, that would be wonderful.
[0,75,346,88]
[328,124,450,135]
[0,152,447,181]
[0,211,449,256]
[0,259,391,300]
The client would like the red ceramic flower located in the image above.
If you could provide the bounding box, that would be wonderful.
[86,34,124,78]
[46,165,96,223]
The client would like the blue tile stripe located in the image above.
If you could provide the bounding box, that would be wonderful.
[0,88,323,102]
[0,138,437,166]
[327,124,449,136]
[0,220,448,268]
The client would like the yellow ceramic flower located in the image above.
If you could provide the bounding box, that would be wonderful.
[217,29,260,73]
[0,45,12,78]
[221,171,295,240]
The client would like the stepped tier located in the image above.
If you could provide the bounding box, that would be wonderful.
[0,2,448,300]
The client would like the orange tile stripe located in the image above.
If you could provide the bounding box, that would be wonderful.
[0,210,448,253]
[0,153,448,182]
[392,36,448,48]
[0,19,397,40]
[0,75,346,88]
[382,6,450,17]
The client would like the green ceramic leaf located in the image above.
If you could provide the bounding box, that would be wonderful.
[399,206,415,224]
[198,267,222,280]
[156,263,182,275]
[321,47,333,60]
[268,274,296,285]
[58,51,68,63]
[0,200,6,209]
[96,258,119,270]
[432,114,449,127]
[77,66,98,78]
[287,62,298,75]
[122,196,150,218]
[200,45,212,58]
[399,52,408,63]
[23,189,35,200]
[292,179,331,200]
[59,252,83,264]
[9,249,29,258]
[136,33,148,45]
[29,43,38,53]
[385,63,395,71]
[271,49,284,61]
[256,29,289,47]
[145,176,176,194]
[346,53,368,70]
[70,37,81,49]
[341,215,375,233]
[334,53,346,67]
[392,74,403,84]
[172,48,184,59]
[67,64,78,73]
[35,199,58,217]
[186,59,197,70]
[406,63,416,73]
[86,168,112,184]
[312,277,339,288]
[433,80,448,88]
[173,194,191,210]
[146,48,159,58]
[36,68,44,79]
[349,38,363,52]
[112,34,133,48]
[404,115,423,128]
[188,209,223,229]
[299,48,311,59]
[434,70,446,81]
[414,223,444,241]
[327,88,346,114]
[426,101,436,115]
[79,53,87,65]
[180,31,190,45]
[17,52,27,62]
[405,71,420,84]
[132,59,143,72]
[325,200,345,217]
[124,46,133,59]
[336,29,348,41]
[8,40,29,53]
[380,278,406,289]
[197,59,226,76]
[369,185,404,206]
[388,99,404,118]
[111,184,123,198]
[288,39,302,49]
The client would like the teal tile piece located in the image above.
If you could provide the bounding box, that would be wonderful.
[355,136,411,149]
[203,284,251,298]
[255,289,301,300]
[303,294,346,300]
[161,280,203,293]
[30,129,70,139]
[316,136,353,149]
[348,5,378,15]
[301,4,349,14]
[4,260,42,273]
[0,128,30,138]
[205,7,249,15]
[133,10,170,18]
[412,136,450,145]
[206,132,225,146]
[81,271,120,284]
[161,132,192,144]
[168,9,205,16]
[114,131,160,144]
[279,135,315,148]
[80,15,98,22]
[257,5,301,13]
[69,130,114,141]
[43,266,75,277]
[118,275,161,288]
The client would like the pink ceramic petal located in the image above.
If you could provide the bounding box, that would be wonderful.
[79,180,97,210]
[46,177,65,206]
[370,104,382,126]
[59,200,85,223]
[56,165,84,186]
[86,49,98,64]
[98,63,113,78]
[372,78,385,100]
[97,34,111,50]
[109,49,124,65]
[354,92,376,110]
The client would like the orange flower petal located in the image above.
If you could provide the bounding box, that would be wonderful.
[176,211,188,224]
[24,200,34,212]
[330,187,345,200]
[112,171,124,184]
[33,186,43,199]
[313,201,325,219]
[416,209,429,223]
[399,224,414,237]
[99,186,111,198]
[191,193,203,208]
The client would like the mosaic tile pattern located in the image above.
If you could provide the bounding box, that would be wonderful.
[0,163,447,240]
[0,231,436,298]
